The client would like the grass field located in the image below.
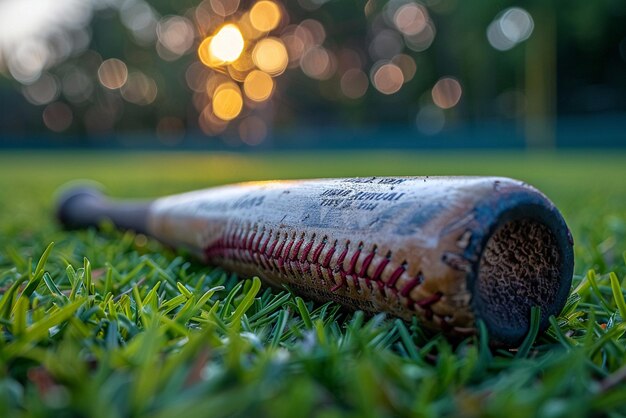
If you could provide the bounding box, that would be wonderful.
[0,150,625,417]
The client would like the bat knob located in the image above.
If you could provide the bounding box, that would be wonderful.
[55,182,107,229]
[55,181,151,233]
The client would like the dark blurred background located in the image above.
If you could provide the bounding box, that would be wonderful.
[0,0,625,149]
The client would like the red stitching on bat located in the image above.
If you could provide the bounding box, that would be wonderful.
[245,227,256,251]
[205,227,444,318]
[280,234,295,268]
[266,233,279,258]
[273,234,287,258]
[358,245,376,278]
[259,230,272,254]
[311,237,326,264]
[415,291,442,308]
[400,272,424,297]
[299,234,315,263]
[235,226,246,262]
[336,242,349,269]
[291,234,305,259]
[348,243,361,275]
[283,234,295,259]
[371,253,390,281]
[252,227,265,255]
[386,262,406,287]
[322,242,336,267]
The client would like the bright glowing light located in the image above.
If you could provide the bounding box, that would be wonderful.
[8,40,50,83]
[209,24,245,63]
[0,0,93,81]
[372,62,404,95]
[252,37,288,75]
[98,58,128,90]
[212,83,243,120]
[431,77,462,109]
[244,70,274,101]
[250,1,282,32]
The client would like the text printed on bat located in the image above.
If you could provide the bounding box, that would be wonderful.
[319,189,406,212]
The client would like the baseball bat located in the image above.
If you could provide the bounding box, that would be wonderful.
[56,177,574,346]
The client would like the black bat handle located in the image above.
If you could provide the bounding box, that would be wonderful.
[56,185,152,234]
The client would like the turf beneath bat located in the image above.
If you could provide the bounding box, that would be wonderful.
[0,150,625,417]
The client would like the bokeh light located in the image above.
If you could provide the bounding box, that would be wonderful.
[199,105,229,135]
[391,54,416,83]
[404,21,435,52]
[212,82,244,120]
[3,0,606,148]
[120,0,158,45]
[209,24,245,64]
[282,29,307,67]
[121,72,158,105]
[250,1,282,32]
[487,8,534,51]
[369,30,404,60]
[372,62,404,95]
[22,73,59,106]
[98,58,128,90]
[62,67,93,104]
[244,70,274,102]
[210,0,241,17]
[42,102,73,132]
[239,115,267,145]
[340,69,368,99]
[393,3,428,36]
[416,104,445,135]
[300,46,334,80]
[185,62,208,92]
[157,16,195,60]
[0,0,92,84]
[298,19,326,45]
[253,38,288,75]
[431,77,462,109]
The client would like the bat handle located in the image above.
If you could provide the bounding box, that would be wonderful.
[56,184,152,234]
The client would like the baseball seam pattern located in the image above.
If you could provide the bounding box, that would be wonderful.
[204,223,454,328]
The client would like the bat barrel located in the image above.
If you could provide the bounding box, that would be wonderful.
[56,184,152,234]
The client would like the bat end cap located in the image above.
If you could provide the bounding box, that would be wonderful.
[55,181,106,229]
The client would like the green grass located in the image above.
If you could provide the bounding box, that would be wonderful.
[0,150,625,417]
